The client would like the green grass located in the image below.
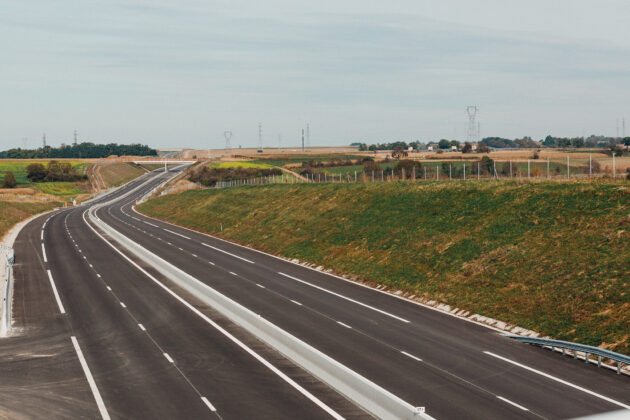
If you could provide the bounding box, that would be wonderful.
[33,182,88,197]
[0,200,62,239]
[139,180,630,354]
[0,160,88,185]
[211,161,276,169]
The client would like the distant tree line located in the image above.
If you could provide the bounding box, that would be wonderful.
[189,166,282,187]
[26,161,88,182]
[0,142,158,159]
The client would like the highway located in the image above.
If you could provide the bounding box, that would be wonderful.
[4,168,630,419]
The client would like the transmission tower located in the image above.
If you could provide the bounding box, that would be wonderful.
[306,123,310,150]
[258,123,263,151]
[42,133,47,148]
[301,129,305,152]
[224,130,232,155]
[466,106,479,143]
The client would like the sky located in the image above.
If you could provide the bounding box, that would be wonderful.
[1,0,629,149]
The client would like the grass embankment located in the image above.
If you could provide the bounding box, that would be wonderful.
[0,201,61,239]
[98,162,147,188]
[138,181,630,354]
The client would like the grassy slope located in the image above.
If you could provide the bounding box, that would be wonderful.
[138,181,630,353]
[99,162,146,188]
[0,200,61,239]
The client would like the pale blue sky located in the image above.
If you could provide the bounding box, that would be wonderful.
[1,0,629,149]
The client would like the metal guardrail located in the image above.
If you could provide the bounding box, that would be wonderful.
[506,335,630,375]
[1,247,14,337]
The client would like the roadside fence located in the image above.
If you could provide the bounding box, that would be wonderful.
[215,154,627,188]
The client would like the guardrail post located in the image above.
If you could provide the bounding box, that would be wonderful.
[598,355,601,368]
[585,353,589,363]
[574,350,578,359]
[618,362,621,374]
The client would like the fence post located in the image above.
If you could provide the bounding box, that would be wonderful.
[436,165,439,181]
[547,158,550,178]
[412,166,415,181]
[527,160,530,179]
[477,162,480,180]
[354,171,357,182]
[372,171,374,182]
[424,167,427,180]
[463,163,466,180]
[567,156,570,179]
[613,153,616,178]
[449,164,452,180]
[589,154,592,178]
[381,170,384,182]
[510,160,513,178]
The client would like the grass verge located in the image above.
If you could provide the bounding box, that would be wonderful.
[138,180,630,354]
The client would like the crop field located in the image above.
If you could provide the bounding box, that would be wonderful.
[0,160,89,185]
[139,180,630,354]
[32,182,89,197]
[210,161,276,169]
[249,154,362,167]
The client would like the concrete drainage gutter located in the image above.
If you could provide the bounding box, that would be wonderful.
[87,203,432,419]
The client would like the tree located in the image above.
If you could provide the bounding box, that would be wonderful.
[438,139,451,149]
[623,137,630,146]
[363,160,381,173]
[571,138,585,148]
[461,142,473,153]
[26,163,47,182]
[450,140,461,149]
[477,143,490,153]
[391,147,408,160]
[542,135,555,147]
[394,159,422,179]
[2,171,16,188]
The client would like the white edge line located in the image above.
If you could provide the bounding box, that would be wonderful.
[279,272,410,324]
[132,206,514,334]
[496,396,529,411]
[46,270,65,314]
[484,351,630,410]
[71,336,111,420]
[41,243,47,263]
[143,220,159,227]
[81,209,345,420]
[401,351,422,362]
[164,228,191,240]
[40,230,44,240]
[202,243,255,264]
[201,397,217,412]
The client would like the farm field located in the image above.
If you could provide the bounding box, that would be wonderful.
[0,160,89,185]
[139,180,630,355]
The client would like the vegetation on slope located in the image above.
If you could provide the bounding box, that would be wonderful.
[138,180,630,354]
[0,200,61,239]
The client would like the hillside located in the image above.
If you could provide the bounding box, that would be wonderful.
[138,180,630,354]
[0,200,61,240]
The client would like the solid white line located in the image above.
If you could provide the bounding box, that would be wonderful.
[47,270,65,314]
[229,271,237,276]
[496,396,529,411]
[256,284,265,288]
[201,397,217,412]
[278,272,410,324]
[290,300,302,306]
[337,321,352,329]
[208,261,215,266]
[484,351,630,409]
[164,228,191,240]
[143,220,159,227]
[138,323,146,331]
[71,336,111,420]
[120,302,126,308]
[401,351,422,362]
[202,243,255,264]
[82,210,345,420]
[163,353,174,363]
[41,243,47,263]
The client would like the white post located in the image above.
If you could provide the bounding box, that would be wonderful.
[613,153,616,178]
[436,165,439,180]
[463,163,466,180]
[355,171,357,182]
[510,160,513,178]
[527,159,530,179]
[449,164,452,180]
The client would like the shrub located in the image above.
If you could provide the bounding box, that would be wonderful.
[2,171,16,188]
[394,160,422,179]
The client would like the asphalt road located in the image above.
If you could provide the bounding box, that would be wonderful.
[4,169,630,419]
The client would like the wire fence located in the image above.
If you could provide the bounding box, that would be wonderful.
[215,155,627,188]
